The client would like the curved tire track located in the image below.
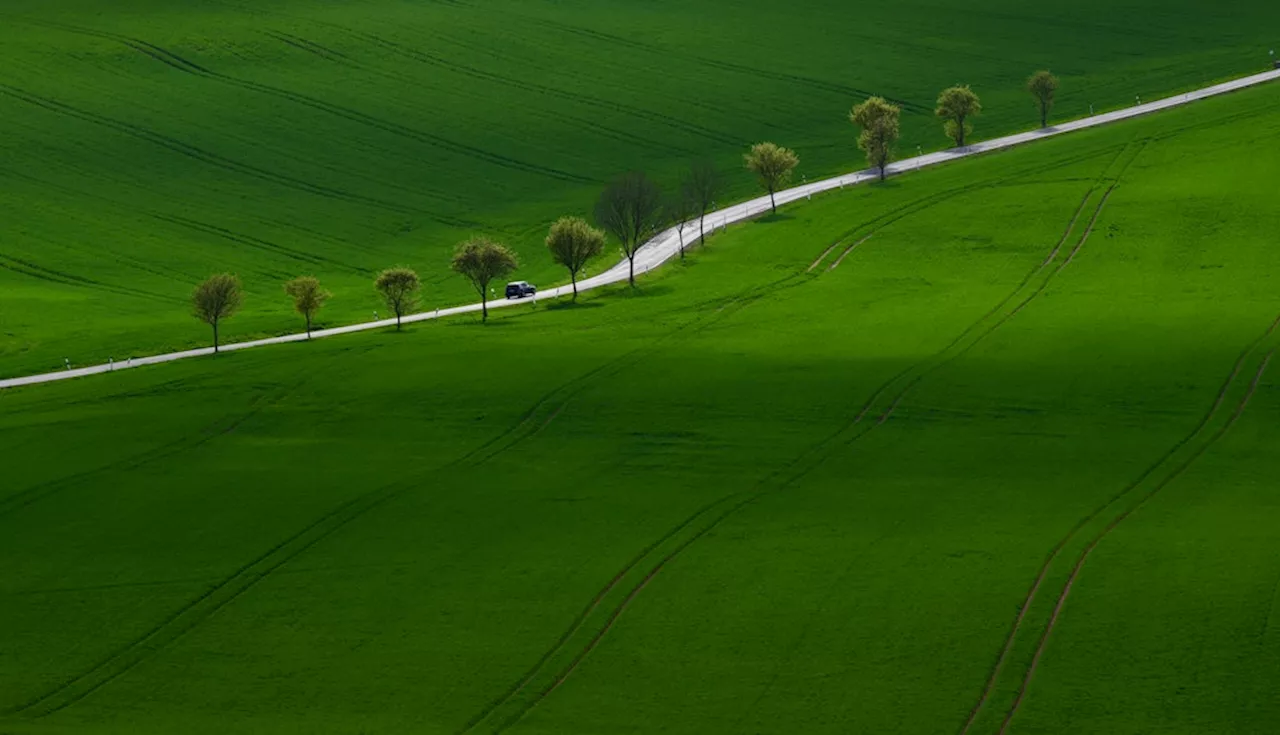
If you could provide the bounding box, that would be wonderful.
[957,310,1280,735]
[17,17,598,186]
[994,346,1277,734]
[468,155,1129,732]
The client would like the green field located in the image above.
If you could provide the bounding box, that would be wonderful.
[3,0,1280,377]
[3,76,1280,733]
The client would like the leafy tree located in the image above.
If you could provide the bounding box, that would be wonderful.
[283,276,331,337]
[594,171,664,287]
[744,142,799,213]
[545,216,605,300]
[1027,71,1060,128]
[850,96,902,182]
[192,273,243,353]
[685,158,724,245]
[935,85,982,147]
[452,237,519,321]
[665,186,697,259]
[374,267,420,330]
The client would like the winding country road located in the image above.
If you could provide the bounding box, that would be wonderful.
[4,68,1278,391]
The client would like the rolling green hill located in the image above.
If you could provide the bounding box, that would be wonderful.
[2,78,1279,734]
[2,0,1279,377]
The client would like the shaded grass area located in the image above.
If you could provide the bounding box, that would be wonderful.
[1,83,1279,734]
[2,0,1279,376]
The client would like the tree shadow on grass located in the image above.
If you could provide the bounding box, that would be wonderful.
[619,283,677,299]
[544,300,605,312]
[755,211,796,224]
[870,177,904,190]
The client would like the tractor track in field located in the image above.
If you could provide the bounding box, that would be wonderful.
[804,143,1126,276]
[0,345,376,522]
[828,233,874,271]
[7,271,801,721]
[454,492,745,735]
[13,16,599,186]
[6,476,417,718]
[518,15,930,116]
[0,252,178,305]
[258,28,691,158]
[487,140,1140,731]
[990,341,1279,734]
[462,269,811,466]
[321,25,745,147]
[0,85,470,225]
[469,155,1133,732]
[958,313,1280,735]
[457,274,825,732]
[150,214,369,275]
[489,140,1159,729]
[0,383,291,520]
[873,140,1144,430]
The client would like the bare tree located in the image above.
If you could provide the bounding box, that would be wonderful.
[685,158,724,246]
[192,274,243,353]
[546,217,605,300]
[1027,71,1060,128]
[936,85,982,147]
[850,96,902,182]
[665,186,697,259]
[283,276,331,338]
[744,142,799,213]
[452,237,519,322]
[374,267,420,330]
[594,171,664,287]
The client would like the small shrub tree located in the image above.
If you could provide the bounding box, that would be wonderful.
[452,237,519,322]
[192,273,243,353]
[545,217,605,300]
[1027,71,1059,128]
[850,96,902,182]
[374,267,420,330]
[744,142,799,213]
[936,85,982,147]
[283,276,331,337]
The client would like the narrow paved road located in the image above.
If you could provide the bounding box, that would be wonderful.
[4,68,1278,390]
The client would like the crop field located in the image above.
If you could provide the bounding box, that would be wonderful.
[2,78,1279,733]
[3,0,1280,377]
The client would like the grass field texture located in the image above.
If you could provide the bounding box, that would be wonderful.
[2,80,1279,733]
[3,0,1279,377]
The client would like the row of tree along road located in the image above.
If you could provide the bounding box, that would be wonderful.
[191,72,1060,351]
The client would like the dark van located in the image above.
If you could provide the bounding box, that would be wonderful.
[505,281,537,299]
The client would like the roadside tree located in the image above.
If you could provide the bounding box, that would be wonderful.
[1027,71,1060,128]
[850,96,902,181]
[665,186,697,259]
[452,237,519,322]
[936,85,982,147]
[744,142,799,213]
[546,217,605,300]
[685,158,724,245]
[283,276,331,338]
[594,171,664,287]
[192,273,243,353]
[374,267,420,330]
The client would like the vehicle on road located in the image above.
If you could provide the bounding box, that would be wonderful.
[505,281,537,299]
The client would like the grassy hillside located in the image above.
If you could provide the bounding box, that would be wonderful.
[3,0,1279,377]
[2,80,1279,734]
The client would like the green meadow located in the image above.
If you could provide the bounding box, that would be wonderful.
[2,77,1279,733]
[2,0,1279,376]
